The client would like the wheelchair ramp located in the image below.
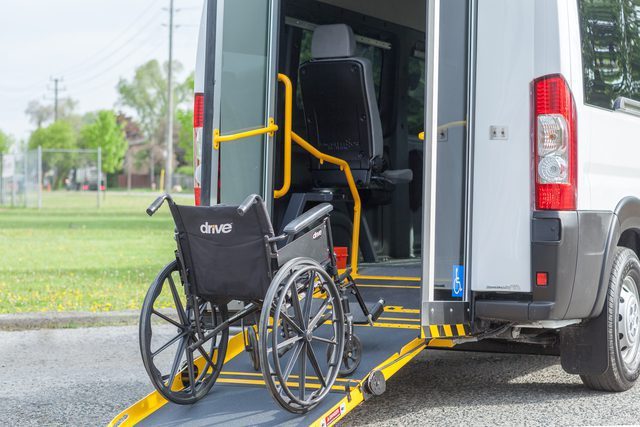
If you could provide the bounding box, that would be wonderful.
[109,274,425,427]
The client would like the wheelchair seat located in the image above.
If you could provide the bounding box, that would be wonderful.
[299,24,413,189]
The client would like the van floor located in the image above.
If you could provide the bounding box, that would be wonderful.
[126,269,422,427]
[357,259,421,278]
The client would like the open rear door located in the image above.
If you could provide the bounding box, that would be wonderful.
[201,0,280,208]
[421,0,474,339]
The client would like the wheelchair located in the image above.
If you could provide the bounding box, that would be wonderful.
[139,193,384,413]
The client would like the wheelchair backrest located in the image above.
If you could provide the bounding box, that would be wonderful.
[170,199,274,301]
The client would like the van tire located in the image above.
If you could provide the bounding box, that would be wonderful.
[581,247,640,392]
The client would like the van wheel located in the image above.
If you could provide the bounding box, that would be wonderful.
[581,247,640,392]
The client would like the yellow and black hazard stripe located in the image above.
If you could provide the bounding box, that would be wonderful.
[423,323,470,339]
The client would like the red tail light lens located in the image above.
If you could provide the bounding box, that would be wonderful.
[193,93,204,206]
[194,93,204,128]
[533,74,577,210]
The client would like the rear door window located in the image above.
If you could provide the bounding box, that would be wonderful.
[579,0,640,108]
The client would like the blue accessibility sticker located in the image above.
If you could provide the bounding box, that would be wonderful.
[452,265,465,298]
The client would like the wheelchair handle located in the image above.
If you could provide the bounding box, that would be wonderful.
[237,194,263,216]
[146,193,172,216]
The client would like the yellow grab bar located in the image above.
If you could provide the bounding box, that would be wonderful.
[291,131,361,275]
[213,118,278,150]
[274,74,293,199]
[210,73,362,274]
[418,120,467,141]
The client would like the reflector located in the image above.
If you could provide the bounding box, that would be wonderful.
[193,93,204,206]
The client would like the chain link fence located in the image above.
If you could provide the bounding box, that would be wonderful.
[0,147,103,208]
[0,149,41,208]
[0,147,194,209]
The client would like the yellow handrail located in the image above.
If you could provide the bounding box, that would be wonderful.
[418,120,467,141]
[291,131,362,275]
[213,118,278,149]
[274,74,292,199]
[211,73,362,274]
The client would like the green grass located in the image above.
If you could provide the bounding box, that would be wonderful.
[0,192,190,313]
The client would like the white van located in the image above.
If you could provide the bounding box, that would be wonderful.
[109,1,640,424]
[113,2,640,420]
[189,0,640,398]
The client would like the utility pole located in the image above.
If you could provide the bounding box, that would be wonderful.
[48,77,64,121]
[97,147,102,208]
[165,0,175,193]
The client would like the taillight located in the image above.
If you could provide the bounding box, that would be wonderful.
[533,74,577,210]
[193,93,204,206]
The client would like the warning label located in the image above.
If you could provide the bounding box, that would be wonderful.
[321,402,346,427]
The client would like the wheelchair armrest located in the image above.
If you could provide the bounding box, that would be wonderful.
[237,194,263,216]
[381,169,413,185]
[283,203,333,235]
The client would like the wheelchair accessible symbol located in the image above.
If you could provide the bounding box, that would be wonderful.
[452,265,465,298]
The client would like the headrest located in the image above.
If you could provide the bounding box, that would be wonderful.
[311,24,356,59]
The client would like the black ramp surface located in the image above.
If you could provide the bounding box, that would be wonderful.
[138,276,420,427]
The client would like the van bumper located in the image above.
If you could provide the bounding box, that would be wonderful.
[475,210,615,322]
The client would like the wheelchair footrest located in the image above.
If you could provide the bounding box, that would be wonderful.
[351,299,385,325]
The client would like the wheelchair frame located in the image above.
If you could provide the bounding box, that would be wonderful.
[141,192,381,413]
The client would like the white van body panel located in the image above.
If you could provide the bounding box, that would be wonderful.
[584,108,640,211]
[194,1,208,93]
[471,0,537,292]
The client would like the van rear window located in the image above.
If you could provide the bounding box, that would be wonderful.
[579,0,640,109]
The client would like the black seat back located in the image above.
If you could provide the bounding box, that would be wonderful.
[170,200,274,301]
[299,24,383,187]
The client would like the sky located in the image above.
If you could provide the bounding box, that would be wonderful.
[0,0,202,144]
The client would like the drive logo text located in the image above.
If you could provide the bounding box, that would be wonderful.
[200,222,233,235]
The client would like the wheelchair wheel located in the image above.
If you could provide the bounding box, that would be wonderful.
[259,258,345,414]
[139,260,229,405]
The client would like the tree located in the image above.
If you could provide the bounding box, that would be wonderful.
[28,121,77,188]
[0,129,14,154]
[79,111,128,174]
[25,98,78,129]
[117,60,193,183]
[25,100,53,129]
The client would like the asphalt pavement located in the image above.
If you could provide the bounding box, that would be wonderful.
[1,325,638,426]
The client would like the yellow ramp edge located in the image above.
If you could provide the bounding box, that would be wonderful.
[108,331,248,427]
[310,337,426,427]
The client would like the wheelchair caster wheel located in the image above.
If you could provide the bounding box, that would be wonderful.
[366,370,386,396]
[328,333,362,377]
[246,326,260,371]
[180,362,199,388]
